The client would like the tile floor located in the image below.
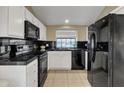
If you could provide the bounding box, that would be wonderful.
[44,70,91,87]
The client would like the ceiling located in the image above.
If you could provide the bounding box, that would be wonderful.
[31,6,105,26]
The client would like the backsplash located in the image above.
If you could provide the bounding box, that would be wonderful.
[77,41,88,50]
[35,41,55,50]
[35,40,88,50]
[0,38,88,59]
[0,38,33,46]
[0,38,35,59]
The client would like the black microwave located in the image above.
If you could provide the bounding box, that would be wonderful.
[25,21,40,40]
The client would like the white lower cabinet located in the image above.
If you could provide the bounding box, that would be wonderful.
[0,59,38,87]
[26,59,38,87]
[48,51,71,70]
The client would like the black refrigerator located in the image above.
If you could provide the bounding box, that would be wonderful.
[87,14,124,87]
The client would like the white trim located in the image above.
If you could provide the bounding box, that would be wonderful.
[56,29,78,40]
[85,51,88,70]
[110,6,124,14]
[85,27,88,41]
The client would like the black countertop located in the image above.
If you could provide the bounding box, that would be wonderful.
[0,55,37,65]
[0,51,47,65]
[0,48,86,65]
[47,48,86,51]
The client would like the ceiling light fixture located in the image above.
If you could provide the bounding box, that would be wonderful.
[65,19,69,23]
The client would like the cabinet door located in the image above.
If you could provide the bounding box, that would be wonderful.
[0,7,8,37]
[54,51,71,70]
[48,51,61,70]
[40,24,46,41]
[48,51,71,70]
[8,6,24,38]
[25,8,39,27]
[32,16,39,27]
[0,66,26,87]
[48,52,55,70]
[43,24,47,41]
[39,22,44,40]
[25,8,33,23]
[61,51,71,69]
[52,52,61,69]
[27,59,38,87]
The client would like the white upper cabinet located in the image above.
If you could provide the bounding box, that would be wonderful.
[0,6,24,38]
[25,8,34,23]
[39,21,43,40]
[42,24,47,41]
[8,6,24,38]
[0,7,8,37]
[0,7,46,40]
[25,8,47,41]
[32,16,39,27]
[25,8,39,27]
[39,22,47,41]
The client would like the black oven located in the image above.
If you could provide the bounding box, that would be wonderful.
[38,52,48,87]
[25,21,39,40]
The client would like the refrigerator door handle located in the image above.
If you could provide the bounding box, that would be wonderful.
[89,32,97,62]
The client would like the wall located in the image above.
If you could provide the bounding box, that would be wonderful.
[25,6,118,23]
[97,6,118,20]
[25,6,118,42]
[46,25,88,41]
[46,6,119,42]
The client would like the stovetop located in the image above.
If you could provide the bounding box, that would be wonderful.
[0,51,47,65]
[0,54,34,65]
[10,54,36,61]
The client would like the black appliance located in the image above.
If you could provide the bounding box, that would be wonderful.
[88,14,124,87]
[25,21,39,40]
[81,50,85,68]
[72,50,85,70]
[9,44,35,61]
[9,45,17,59]
[38,52,48,87]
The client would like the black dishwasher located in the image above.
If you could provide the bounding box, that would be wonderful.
[72,50,85,70]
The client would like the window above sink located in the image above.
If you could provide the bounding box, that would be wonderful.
[56,30,77,48]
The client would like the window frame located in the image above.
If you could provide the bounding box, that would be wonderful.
[56,38,77,49]
[56,29,77,49]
